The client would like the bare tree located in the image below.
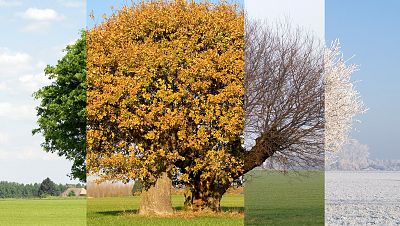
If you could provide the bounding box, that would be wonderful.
[243,20,325,172]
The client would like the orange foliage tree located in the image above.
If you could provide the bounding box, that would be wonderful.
[87,0,244,211]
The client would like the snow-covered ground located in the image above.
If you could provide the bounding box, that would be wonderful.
[326,171,400,226]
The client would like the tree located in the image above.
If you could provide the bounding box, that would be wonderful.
[33,31,86,182]
[0,181,40,198]
[324,40,366,154]
[243,21,365,173]
[326,139,370,170]
[243,20,325,172]
[68,190,76,197]
[38,178,58,197]
[87,1,364,212]
[87,1,244,211]
[138,172,173,215]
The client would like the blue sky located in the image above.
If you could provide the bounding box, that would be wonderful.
[0,0,85,184]
[1,0,397,184]
[87,0,244,28]
[326,0,400,159]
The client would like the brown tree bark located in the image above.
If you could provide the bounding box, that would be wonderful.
[183,176,230,212]
[139,172,173,215]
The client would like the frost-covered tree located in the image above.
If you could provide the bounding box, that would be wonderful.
[324,41,366,155]
[326,139,370,170]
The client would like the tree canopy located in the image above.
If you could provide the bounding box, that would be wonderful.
[87,1,244,210]
[33,31,86,182]
[86,0,364,211]
[38,178,58,197]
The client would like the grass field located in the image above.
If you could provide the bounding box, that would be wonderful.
[244,170,324,226]
[87,194,244,226]
[0,171,323,226]
[0,198,86,226]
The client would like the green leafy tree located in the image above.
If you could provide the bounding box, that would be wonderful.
[33,31,86,182]
[68,190,76,197]
[38,178,58,197]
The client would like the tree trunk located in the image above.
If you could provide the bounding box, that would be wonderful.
[139,172,173,215]
[184,177,229,212]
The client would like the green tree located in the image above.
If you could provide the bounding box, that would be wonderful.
[68,190,76,197]
[33,31,86,182]
[38,178,58,197]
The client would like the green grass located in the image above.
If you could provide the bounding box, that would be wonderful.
[0,171,323,226]
[87,194,244,226]
[0,197,86,226]
[244,170,324,226]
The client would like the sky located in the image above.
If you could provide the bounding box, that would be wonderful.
[0,0,85,184]
[87,0,244,28]
[326,0,400,159]
[245,0,324,39]
[244,0,324,150]
[1,0,397,184]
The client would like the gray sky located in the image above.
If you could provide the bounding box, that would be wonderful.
[244,0,324,149]
[245,0,324,39]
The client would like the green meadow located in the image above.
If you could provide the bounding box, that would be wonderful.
[0,198,86,226]
[245,170,325,226]
[87,195,244,226]
[0,171,324,226]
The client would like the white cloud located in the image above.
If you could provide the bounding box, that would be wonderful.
[18,73,51,92]
[0,48,33,77]
[0,102,36,120]
[20,8,62,21]
[18,8,64,33]
[0,0,22,7]
[0,48,48,93]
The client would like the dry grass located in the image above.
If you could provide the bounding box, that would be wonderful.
[87,181,133,198]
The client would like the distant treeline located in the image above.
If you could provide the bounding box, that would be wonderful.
[0,180,85,198]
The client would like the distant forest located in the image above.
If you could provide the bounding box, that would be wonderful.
[0,180,85,198]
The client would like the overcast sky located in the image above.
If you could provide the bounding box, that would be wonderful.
[0,0,84,184]
[245,0,324,39]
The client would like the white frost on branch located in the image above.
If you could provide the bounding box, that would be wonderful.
[324,40,366,155]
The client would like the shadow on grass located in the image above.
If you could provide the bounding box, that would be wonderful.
[96,209,138,216]
[96,206,244,216]
[173,206,244,213]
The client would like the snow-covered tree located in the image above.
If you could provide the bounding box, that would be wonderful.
[324,41,366,156]
[326,139,370,170]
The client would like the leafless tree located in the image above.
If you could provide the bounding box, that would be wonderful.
[243,20,325,173]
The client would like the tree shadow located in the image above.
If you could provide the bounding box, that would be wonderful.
[173,206,244,213]
[95,209,138,216]
[221,206,244,213]
[96,206,244,216]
